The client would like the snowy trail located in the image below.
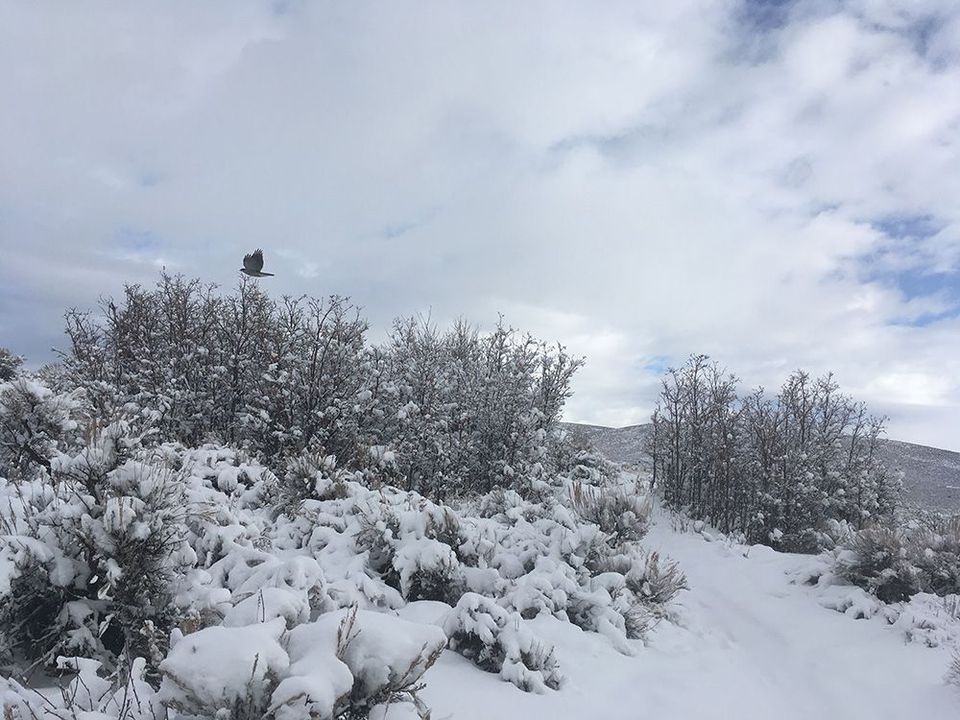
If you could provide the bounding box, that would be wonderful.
[422,504,958,719]
[639,513,954,720]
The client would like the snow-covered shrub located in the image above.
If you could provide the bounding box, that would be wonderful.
[838,528,920,603]
[910,515,960,597]
[392,538,464,604]
[0,378,82,479]
[816,518,855,551]
[0,423,195,673]
[569,481,650,544]
[626,551,688,613]
[325,607,445,718]
[833,513,960,604]
[477,487,551,523]
[552,436,619,487]
[0,347,23,382]
[156,609,445,720]
[619,599,655,640]
[1,656,158,720]
[561,575,641,654]
[0,561,68,671]
[443,593,563,693]
[423,506,463,550]
[158,618,289,718]
[353,495,468,605]
[281,452,354,509]
[354,500,403,582]
[948,650,960,688]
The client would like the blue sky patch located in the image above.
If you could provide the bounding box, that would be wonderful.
[859,213,958,325]
[643,355,673,377]
[871,213,942,241]
[737,0,796,32]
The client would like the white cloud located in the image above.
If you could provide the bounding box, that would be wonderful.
[1,0,959,449]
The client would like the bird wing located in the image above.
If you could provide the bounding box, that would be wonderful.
[243,249,264,273]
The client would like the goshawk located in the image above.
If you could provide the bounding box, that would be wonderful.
[241,249,275,277]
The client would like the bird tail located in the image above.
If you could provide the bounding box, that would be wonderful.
[261,272,275,276]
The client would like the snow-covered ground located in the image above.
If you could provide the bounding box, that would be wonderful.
[421,502,959,720]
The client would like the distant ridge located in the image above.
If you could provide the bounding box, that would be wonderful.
[562,422,960,513]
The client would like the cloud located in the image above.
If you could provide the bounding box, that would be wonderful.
[1,0,959,449]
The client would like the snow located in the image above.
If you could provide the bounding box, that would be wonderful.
[397,599,454,625]
[222,586,311,627]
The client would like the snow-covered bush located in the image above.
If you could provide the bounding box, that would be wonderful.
[393,538,464,604]
[564,586,634,653]
[281,451,355,509]
[626,551,688,613]
[156,608,445,720]
[323,607,445,717]
[948,650,960,688]
[0,422,195,673]
[443,593,563,693]
[835,513,960,604]
[838,528,920,603]
[158,619,290,718]
[0,378,82,479]
[1,656,158,720]
[569,480,650,544]
[0,347,23,382]
[910,515,960,597]
[477,486,551,523]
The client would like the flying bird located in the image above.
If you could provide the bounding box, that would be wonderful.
[241,249,274,277]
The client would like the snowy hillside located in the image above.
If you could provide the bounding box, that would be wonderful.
[878,440,960,513]
[563,422,652,468]
[565,422,960,512]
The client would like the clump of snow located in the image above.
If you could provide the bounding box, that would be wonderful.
[272,608,446,720]
[157,618,289,714]
[270,619,353,720]
[330,607,446,703]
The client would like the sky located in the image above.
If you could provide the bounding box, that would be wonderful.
[1,0,959,451]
